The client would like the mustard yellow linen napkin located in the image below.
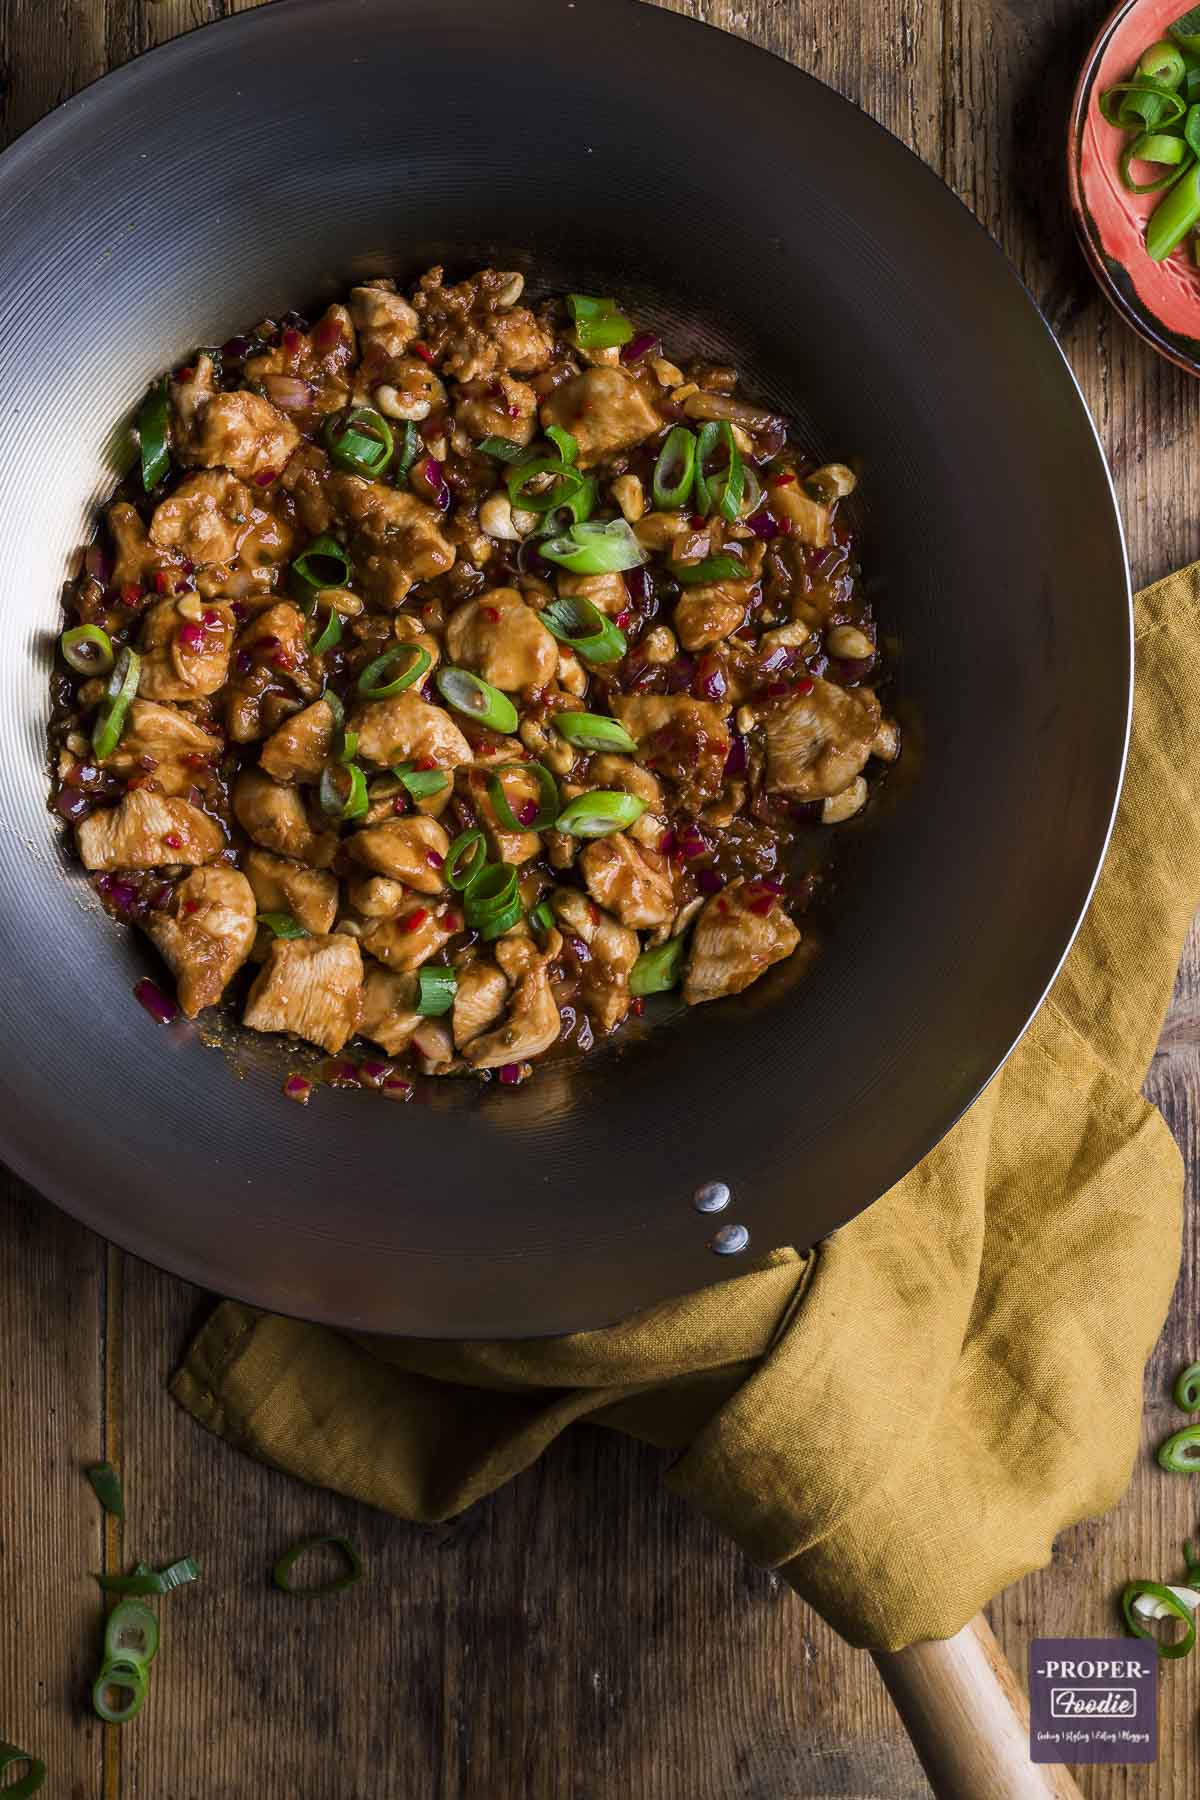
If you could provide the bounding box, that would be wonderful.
[173,567,1198,1652]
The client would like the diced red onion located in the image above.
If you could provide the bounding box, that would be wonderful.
[281,327,303,354]
[748,892,776,915]
[724,734,748,775]
[263,374,314,411]
[426,850,444,869]
[499,1063,523,1086]
[97,873,140,916]
[314,316,341,350]
[680,826,710,861]
[790,799,823,824]
[253,469,278,488]
[85,543,113,585]
[283,1074,313,1105]
[666,655,696,693]
[835,658,872,685]
[622,565,651,605]
[695,656,727,702]
[697,868,723,895]
[176,622,206,654]
[255,635,280,653]
[747,509,786,541]
[358,1059,392,1086]
[230,600,248,623]
[758,645,789,676]
[325,1058,360,1087]
[134,977,178,1025]
[620,332,660,364]
[765,680,790,698]
[808,547,844,579]
[517,800,538,827]
[222,335,251,361]
[235,649,252,674]
[382,1074,414,1102]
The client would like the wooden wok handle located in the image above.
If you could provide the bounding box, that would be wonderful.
[871,1612,1085,1799]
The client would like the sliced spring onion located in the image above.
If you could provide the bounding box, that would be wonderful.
[62,624,115,675]
[318,761,368,822]
[96,1556,200,1597]
[92,1658,149,1723]
[323,406,394,477]
[1100,81,1187,130]
[1158,1423,1200,1471]
[273,1534,364,1598]
[308,608,343,656]
[1148,161,1200,258]
[554,791,646,837]
[391,763,449,799]
[292,534,351,593]
[537,474,598,533]
[567,293,635,350]
[479,896,522,939]
[417,967,457,1017]
[357,642,431,699]
[258,912,308,939]
[91,647,142,761]
[0,1742,46,1797]
[1172,8,1200,56]
[85,1460,124,1518]
[435,666,519,733]
[322,687,345,729]
[1119,131,1191,194]
[395,420,422,482]
[1139,38,1187,89]
[1186,102,1200,159]
[695,420,744,522]
[669,553,749,585]
[652,426,698,509]
[336,727,359,765]
[488,760,558,831]
[103,1599,160,1669]
[545,424,578,464]
[507,455,585,515]
[538,518,646,576]
[1122,1579,1198,1659]
[629,935,688,996]
[477,435,528,463]
[463,862,523,937]
[530,900,555,932]
[1174,1361,1200,1411]
[445,828,488,891]
[539,593,628,663]
[138,379,170,491]
[553,712,638,753]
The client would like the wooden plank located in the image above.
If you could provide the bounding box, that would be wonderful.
[0,1175,105,1799]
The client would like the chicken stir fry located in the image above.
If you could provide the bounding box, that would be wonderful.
[49,268,898,1093]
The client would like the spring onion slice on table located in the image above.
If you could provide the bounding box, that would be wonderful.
[61,624,114,675]
[138,379,170,491]
[1174,1360,1200,1409]
[1158,1422,1200,1470]
[273,1534,364,1597]
[104,1599,160,1669]
[0,1743,46,1796]
[92,1658,149,1724]
[97,1556,200,1596]
[1122,1579,1198,1658]
[86,1460,124,1517]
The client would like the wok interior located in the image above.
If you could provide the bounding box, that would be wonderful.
[0,1,1128,1331]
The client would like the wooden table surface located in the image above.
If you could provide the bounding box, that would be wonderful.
[2,1,1198,1794]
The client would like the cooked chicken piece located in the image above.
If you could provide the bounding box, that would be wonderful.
[413,267,555,380]
[329,475,455,606]
[107,502,162,591]
[358,967,424,1056]
[586,754,664,811]
[554,569,628,618]
[359,899,454,970]
[411,1016,456,1075]
[259,699,335,785]
[346,875,410,918]
[445,588,558,694]
[347,691,472,770]
[674,579,753,651]
[459,766,541,865]
[183,390,299,486]
[101,700,219,797]
[142,866,256,1017]
[454,373,538,446]
[452,958,509,1049]
[237,508,295,576]
[539,368,661,466]
[347,816,449,892]
[770,474,832,547]
[683,878,801,1005]
[279,443,335,536]
[610,695,731,807]
[232,768,336,867]
[137,597,236,701]
[349,281,421,372]
[243,847,338,934]
[245,304,357,390]
[77,788,223,871]
[243,933,362,1054]
[762,678,881,800]
[225,602,319,743]
[579,833,675,929]
[633,510,689,554]
[551,888,639,1032]
[461,931,563,1069]
[148,471,254,568]
[169,353,218,436]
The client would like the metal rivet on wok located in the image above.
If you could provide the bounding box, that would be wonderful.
[710,1222,749,1256]
[693,1180,731,1213]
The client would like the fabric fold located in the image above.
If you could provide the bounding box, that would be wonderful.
[173,567,1199,1651]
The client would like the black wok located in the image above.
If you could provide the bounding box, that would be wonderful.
[0,0,1130,1335]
